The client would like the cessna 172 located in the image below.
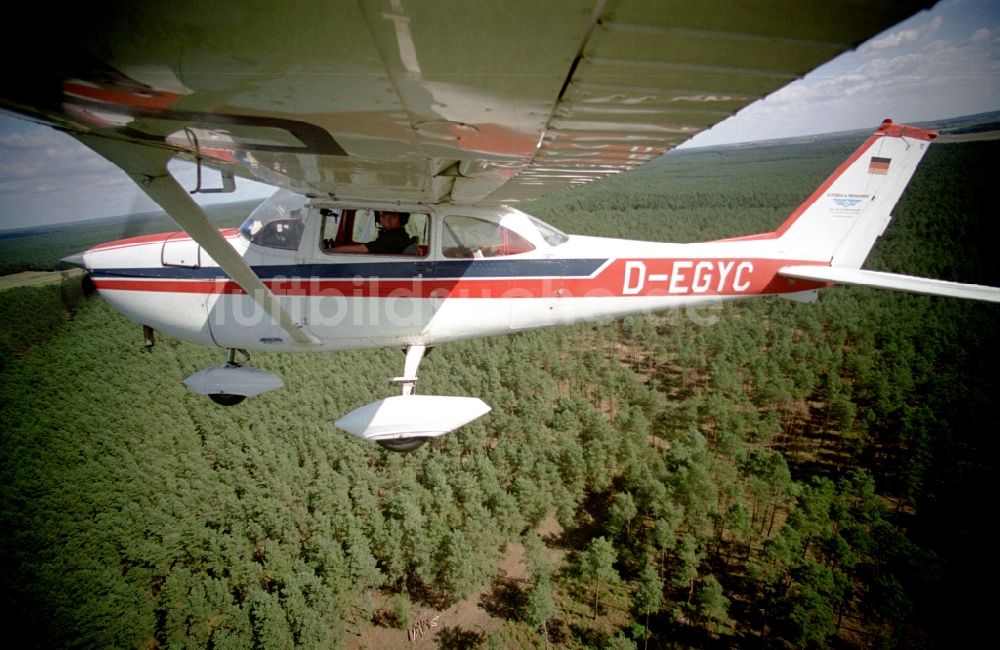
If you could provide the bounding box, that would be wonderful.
[3,1,997,451]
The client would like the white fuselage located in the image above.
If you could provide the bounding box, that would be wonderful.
[75,202,826,353]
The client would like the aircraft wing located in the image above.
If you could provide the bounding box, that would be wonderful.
[1,0,932,207]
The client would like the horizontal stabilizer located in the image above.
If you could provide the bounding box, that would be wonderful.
[779,266,1000,303]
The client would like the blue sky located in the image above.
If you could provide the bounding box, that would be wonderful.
[0,0,998,230]
[684,0,1000,146]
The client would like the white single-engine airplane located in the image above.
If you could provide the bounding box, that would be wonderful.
[3,1,997,451]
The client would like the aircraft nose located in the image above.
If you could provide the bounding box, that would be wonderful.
[60,251,88,269]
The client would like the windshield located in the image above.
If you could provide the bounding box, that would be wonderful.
[442,215,535,258]
[239,190,308,251]
[529,216,569,246]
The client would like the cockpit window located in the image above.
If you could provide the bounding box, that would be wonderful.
[321,209,430,256]
[442,215,535,258]
[239,190,308,251]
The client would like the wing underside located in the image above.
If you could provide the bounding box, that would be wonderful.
[1,0,930,207]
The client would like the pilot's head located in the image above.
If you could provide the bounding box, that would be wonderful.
[377,211,407,230]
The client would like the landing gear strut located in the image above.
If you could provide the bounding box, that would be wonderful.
[392,344,427,397]
[208,349,251,406]
[378,345,429,452]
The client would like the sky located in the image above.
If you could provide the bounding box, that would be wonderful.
[0,0,998,230]
[0,122,276,230]
[683,0,1000,147]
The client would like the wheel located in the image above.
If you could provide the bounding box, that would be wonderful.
[209,393,247,406]
[376,437,429,453]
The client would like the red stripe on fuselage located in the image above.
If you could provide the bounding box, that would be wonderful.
[90,232,182,251]
[92,257,828,298]
[89,229,240,252]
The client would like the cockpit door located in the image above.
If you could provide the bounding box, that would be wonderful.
[162,232,201,268]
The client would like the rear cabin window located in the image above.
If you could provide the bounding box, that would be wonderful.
[441,215,535,258]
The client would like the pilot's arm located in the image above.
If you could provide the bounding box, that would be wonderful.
[328,243,370,253]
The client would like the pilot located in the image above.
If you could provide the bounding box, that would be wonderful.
[328,211,414,254]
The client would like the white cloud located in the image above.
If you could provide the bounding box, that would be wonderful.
[868,14,943,50]
[972,27,992,41]
[0,128,113,181]
[870,28,923,50]
[685,0,1000,149]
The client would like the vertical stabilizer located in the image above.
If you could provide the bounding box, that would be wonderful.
[774,120,937,267]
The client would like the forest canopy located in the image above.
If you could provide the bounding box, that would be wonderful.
[1,136,998,649]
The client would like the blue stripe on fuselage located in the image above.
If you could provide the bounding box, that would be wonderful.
[89,258,608,280]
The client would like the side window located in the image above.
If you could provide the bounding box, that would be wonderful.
[441,215,535,258]
[352,209,378,243]
[405,213,430,254]
[352,211,429,248]
[319,208,342,244]
[321,209,429,256]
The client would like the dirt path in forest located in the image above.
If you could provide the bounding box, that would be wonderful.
[348,514,565,649]
[346,544,526,649]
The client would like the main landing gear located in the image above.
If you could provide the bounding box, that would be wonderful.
[377,345,431,452]
[179,344,490,453]
[334,344,492,453]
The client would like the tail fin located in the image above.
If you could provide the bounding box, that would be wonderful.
[774,120,937,267]
[772,120,1000,303]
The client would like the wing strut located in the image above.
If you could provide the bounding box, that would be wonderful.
[73,134,320,346]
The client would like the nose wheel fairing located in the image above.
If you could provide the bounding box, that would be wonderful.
[182,349,284,405]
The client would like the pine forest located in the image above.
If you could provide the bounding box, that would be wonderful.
[1,134,998,649]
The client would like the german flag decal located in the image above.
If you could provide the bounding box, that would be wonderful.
[869,156,891,175]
